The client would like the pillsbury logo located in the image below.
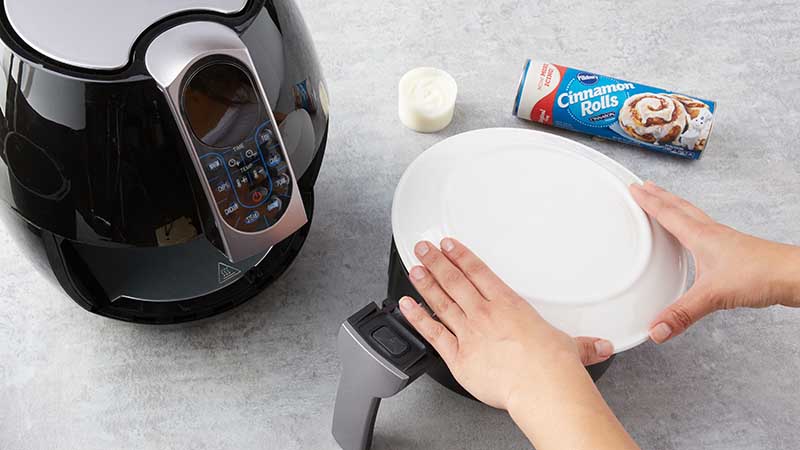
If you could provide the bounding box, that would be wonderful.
[577,72,599,85]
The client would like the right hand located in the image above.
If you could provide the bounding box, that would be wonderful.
[630,181,800,343]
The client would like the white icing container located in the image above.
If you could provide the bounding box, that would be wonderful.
[398,67,457,133]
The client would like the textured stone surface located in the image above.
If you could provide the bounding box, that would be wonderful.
[2,1,800,449]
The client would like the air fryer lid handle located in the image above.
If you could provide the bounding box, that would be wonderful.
[145,21,307,263]
[332,301,433,450]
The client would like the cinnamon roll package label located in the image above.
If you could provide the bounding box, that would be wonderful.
[513,59,716,159]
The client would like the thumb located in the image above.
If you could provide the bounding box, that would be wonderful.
[649,285,716,344]
[574,337,615,366]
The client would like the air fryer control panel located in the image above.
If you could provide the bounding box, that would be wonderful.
[197,123,292,233]
[181,61,292,233]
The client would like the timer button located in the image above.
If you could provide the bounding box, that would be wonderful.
[244,147,260,162]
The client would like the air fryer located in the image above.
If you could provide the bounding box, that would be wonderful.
[0,0,330,323]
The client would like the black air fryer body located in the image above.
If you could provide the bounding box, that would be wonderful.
[0,0,329,323]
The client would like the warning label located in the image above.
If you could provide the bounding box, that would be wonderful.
[218,262,242,284]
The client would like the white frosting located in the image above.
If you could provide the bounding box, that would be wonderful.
[398,67,458,133]
[619,93,687,143]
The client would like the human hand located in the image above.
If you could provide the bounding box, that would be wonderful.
[397,238,612,410]
[630,181,800,344]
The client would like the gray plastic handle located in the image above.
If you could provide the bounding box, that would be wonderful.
[332,321,412,450]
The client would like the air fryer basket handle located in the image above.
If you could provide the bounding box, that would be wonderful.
[332,302,432,450]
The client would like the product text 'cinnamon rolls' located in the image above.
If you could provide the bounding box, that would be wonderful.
[513,59,716,159]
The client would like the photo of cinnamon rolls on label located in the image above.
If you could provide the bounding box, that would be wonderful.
[513,59,716,159]
[619,93,713,151]
[619,94,688,145]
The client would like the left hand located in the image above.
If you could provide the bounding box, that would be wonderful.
[399,239,638,450]
[398,238,612,410]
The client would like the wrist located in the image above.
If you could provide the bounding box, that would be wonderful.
[775,245,800,307]
[505,352,588,416]
[505,357,637,450]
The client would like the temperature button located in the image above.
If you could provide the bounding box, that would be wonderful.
[233,174,249,191]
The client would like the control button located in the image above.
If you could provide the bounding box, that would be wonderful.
[227,152,244,169]
[266,151,282,167]
[233,174,249,190]
[250,187,268,203]
[266,196,282,213]
[244,147,260,161]
[244,210,260,225]
[206,158,222,173]
[371,326,409,357]
[223,202,239,217]
[273,173,290,189]
[257,127,274,146]
[213,180,232,201]
[214,180,231,194]
[250,165,267,182]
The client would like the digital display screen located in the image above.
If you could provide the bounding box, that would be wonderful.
[183,63,261,148]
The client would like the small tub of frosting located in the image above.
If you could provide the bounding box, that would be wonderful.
[398,67,457,133]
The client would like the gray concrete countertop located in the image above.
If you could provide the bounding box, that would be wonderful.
[2,1,799,449]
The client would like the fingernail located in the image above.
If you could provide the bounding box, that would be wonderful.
[650,323,673,343]
[399,297,414,311]
[409,266,426,281]
[441,238,455,252]
[594,340,614,358]
[415,241,429,256]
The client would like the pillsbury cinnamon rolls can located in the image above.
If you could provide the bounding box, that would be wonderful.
[513,59,716,159]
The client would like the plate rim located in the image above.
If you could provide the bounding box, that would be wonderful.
[391,127,690,353]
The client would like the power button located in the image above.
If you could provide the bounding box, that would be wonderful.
[371,326,409,357]
[251,187,268,203]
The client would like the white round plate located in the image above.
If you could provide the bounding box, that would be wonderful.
[392,128,689,352]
